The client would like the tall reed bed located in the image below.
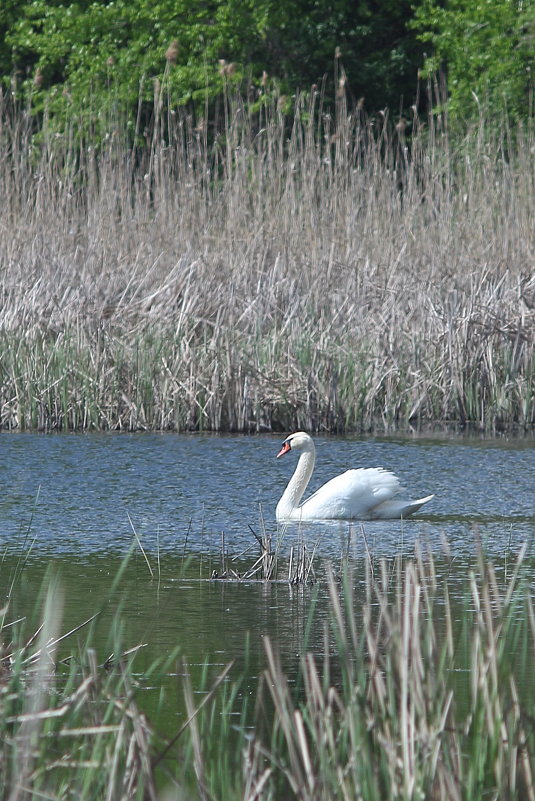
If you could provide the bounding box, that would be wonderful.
[0,571,159,799]
[3,545,535,799]
[173,546,535,801]
[1,89,534,431]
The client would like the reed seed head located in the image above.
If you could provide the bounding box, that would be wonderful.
[165,41,179,64]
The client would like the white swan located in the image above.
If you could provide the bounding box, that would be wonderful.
[275,432,434,521]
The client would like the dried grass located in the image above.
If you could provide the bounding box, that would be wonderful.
[0,575,158,800]
[0,90,534,431]
[235,545,535,801]
[3,543,535,799]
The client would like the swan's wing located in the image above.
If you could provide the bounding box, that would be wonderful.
[300,468,403,519]
[371,494,435,519]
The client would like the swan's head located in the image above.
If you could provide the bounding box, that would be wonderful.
[276,431,314,458]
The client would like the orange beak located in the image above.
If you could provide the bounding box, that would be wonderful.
[276,441,291,458]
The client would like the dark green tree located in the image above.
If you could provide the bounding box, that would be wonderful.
[1,0,424,128]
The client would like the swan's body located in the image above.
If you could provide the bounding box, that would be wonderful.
[275,432,434,521]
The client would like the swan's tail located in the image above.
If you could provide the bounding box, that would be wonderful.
[371,494,435,520]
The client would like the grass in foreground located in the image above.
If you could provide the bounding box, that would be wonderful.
[0,573,156,799]
[2,543,535,799]
[0,89,534,433]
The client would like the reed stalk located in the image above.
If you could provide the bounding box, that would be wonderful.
[2,545,535,799]
[0,90,533,432]
[0,576,159,800]
[170,545,535,801]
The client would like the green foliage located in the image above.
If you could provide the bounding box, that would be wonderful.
[1,0,424,132]
[412,0,535,121]
[2,0,535,131]
[4,0,250,116]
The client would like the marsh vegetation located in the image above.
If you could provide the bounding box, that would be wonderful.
[1,89,534,433]
[2,545,535,800]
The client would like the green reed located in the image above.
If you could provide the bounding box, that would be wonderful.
[0,89,534,432]
[0,572,156,800]
[170,547,535,801]
[3,542,535,799]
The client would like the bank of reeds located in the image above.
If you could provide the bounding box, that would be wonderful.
[1,88,534,432]
[3,546,535,799]
[0,574,158,799]
[174,545,535,801]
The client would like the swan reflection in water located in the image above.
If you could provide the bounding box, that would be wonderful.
[275,432,434,522]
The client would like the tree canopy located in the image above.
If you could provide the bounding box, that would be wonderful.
[412,0,535,122]
[0,0,533,130]
[0,0,423,118]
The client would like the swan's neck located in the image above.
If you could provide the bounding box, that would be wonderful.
[276,448,315,519]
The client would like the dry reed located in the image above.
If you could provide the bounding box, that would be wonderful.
[0,576,158,800]
[222,545,535,801]
[0,89,534,432]
[3,544,535,799]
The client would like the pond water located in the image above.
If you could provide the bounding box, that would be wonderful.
[4,431,535,558]
[2,431,535,729]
